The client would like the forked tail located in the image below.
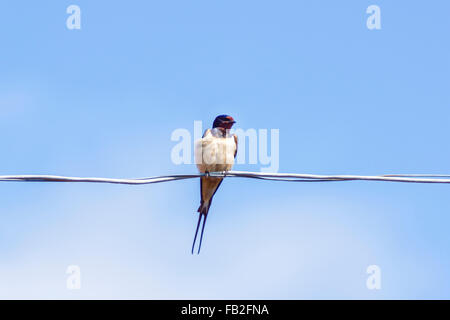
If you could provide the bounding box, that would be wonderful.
[192,200,211,254]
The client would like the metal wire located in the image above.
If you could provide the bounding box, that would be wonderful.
[1,171,450,185]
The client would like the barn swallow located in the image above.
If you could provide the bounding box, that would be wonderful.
[193,115,238,254]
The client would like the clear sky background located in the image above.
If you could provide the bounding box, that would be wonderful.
[0,0,449,299]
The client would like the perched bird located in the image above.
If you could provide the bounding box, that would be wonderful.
[193,115,238,254]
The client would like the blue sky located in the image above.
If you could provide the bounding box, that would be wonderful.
[0,0,449,299]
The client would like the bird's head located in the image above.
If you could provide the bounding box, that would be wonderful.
[213,115,236,130]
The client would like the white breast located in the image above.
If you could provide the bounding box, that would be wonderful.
[195,130,236,173]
